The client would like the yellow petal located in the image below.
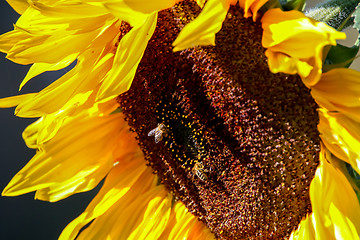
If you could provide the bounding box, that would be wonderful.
[261,8,346,87]
[105,0,177,14]
[196,0,206,8]
[172,0,230,52]
[312,68,360,122]
[310,147,360,239]
[29,0,109,18]
[13,18,121,117]
[239,0,268,20]
[127,190,172,240]
[22,116,44,149]
[0,94,36,108]
[15,48,114,117]
[103,1,149,27]
[159,202,215,240]
[2,112,127,202]
[76,185,171,240]
[59,143,148,240]
[21,91,104,149]
[289,214,316,240]
[0,30,29,53]
[187,220,215,239]
[15,64,91,117]
[20,53,77,90]
[318,108,360,175]
[6,0,29,14]
[96,13,157,102]
[6,6,115,64]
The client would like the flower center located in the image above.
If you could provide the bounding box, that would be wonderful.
[118,2,320,239]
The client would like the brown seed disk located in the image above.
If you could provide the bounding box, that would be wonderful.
[117,2,320,239]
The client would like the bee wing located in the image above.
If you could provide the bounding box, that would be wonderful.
[154,131,163,143]
[148,128,157,137]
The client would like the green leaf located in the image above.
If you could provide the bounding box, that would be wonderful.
[352,4,360,32]
[352,4,360,47]
[323,44,359,71]
[306,0,359,31]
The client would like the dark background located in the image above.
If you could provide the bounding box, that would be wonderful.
[0,1,99,239]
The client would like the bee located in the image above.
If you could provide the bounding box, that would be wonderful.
[192,161,208,181]
[148,123,168,144]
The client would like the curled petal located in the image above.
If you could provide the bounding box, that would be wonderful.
[262,8,346,87]
[265,51,313,77]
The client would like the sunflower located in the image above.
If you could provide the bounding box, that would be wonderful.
[1,0,360,239]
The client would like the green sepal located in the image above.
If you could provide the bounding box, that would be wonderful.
[261,0,305,12]
[329,156,360,203]
[110,107,123,115]
[346,163,360,203]
[279,0,306,11]
[356,191,360,204]
[346,163,360,187]
[261,0,282,13]
[330,154,360,202]
[323,44,360,71]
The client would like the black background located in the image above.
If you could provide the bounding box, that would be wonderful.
[0,1,99,239]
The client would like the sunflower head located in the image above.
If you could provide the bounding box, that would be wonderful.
[118,3,322,238]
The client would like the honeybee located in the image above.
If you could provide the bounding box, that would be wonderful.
[148,123,168,143]
[192,162,208,181]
